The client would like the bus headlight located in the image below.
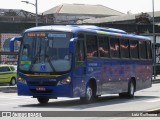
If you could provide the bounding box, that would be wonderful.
[17,77,27,84]
[57,77,71,85]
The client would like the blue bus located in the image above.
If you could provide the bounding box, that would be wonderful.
[10,25,152,104]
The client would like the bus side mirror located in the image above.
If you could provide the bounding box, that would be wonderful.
[69,38,77,54]
[10,36,22,52]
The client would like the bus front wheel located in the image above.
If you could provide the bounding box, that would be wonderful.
[37,97,49,104]
[80,85,95,103]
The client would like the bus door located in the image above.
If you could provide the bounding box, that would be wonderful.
[72,39,86,97]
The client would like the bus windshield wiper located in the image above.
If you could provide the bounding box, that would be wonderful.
[45,54,56,72]
[29,42,42,71]
[44,39,56,72]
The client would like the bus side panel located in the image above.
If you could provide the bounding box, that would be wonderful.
[72,61,89,97]
[135,60,152,91]
[72,60,102,97]
[100,60,128,94]
[85,59,152,95]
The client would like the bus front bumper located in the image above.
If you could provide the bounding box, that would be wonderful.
[16,82,73,98]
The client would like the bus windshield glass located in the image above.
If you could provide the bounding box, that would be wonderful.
[19,32,71,73]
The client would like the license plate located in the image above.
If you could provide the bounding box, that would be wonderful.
[36,87,46,91]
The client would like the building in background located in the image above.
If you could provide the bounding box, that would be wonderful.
[42,4,125,24]
[0,33,20,64]
[0,4,160,64]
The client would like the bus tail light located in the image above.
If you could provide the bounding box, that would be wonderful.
[57,77,71,85]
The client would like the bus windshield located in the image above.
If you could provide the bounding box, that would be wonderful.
[19,32,71,73]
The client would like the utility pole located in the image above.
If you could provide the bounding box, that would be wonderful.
[21,0,38,26]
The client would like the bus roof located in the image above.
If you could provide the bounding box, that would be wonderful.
[25,25,126,33]
[24,25,151,41]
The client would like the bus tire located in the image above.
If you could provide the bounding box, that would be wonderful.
[37,97,49,104]
[80,85,95,103]
[119,93,127,98]
[127,81,135,98]
[119,80,135,98]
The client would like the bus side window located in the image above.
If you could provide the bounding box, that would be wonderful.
[75,40,85,68]
[130,40,139,59]
[110,37,120,58]
[120,39,130,58]
[86,35,98,57]
[98,36,110,58]
[139,40,147,59]
[21,45,30,60]
[147,41,152,59]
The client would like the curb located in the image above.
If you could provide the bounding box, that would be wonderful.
[0,86,17,93]
[152,80,160,84]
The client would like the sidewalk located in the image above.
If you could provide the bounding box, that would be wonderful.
[0,85,17,93]
[152,75,160,84]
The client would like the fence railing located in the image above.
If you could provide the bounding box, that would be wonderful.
[0,16,54,24]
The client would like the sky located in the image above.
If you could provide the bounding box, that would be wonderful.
[0,0,159,14]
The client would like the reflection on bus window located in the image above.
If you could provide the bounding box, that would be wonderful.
[120,39,129,58]
[139,40,147,59]
[110,38,120,58]
[98,36,109,57]
[86,35,98,57]
[130,40,139,59]
[75,40,85,61]
[21,45,30,61]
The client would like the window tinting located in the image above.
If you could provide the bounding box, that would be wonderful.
[110,38,120,58]
[120,39,129,58]
[75,40,85,61]
[86,35,98,57]
[98,36,110,57]
[147,41,152,59]
[139,40,147,59]
[77,33,84,39]
[10,66,15,71]
[130,40,139,59]
[0,67,10,72]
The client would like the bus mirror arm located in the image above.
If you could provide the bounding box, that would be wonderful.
[10,36,22,52]
[69,38,78,54]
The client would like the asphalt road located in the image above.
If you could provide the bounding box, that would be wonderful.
[0,83,160,120]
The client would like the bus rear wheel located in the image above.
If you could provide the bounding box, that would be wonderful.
[37,97,49,104]
[119,81,135,98]
[127,81,135,98]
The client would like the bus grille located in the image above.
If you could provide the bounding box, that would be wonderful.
[27,81,57,86]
